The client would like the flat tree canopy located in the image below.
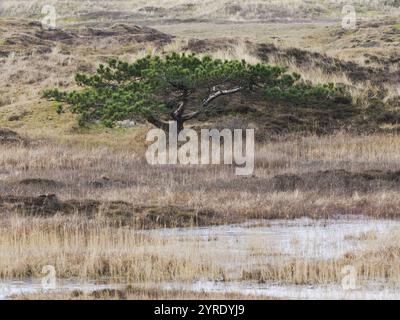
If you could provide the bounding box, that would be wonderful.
[44,53,346,132]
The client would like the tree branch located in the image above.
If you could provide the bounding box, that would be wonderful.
[172,101,185,120]
[181,110,201,121]
[202,86,243,107]
[181,86,243,121]
[171,90,190,121]
[146,114,170,132]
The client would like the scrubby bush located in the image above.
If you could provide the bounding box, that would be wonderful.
[264,82,349,105]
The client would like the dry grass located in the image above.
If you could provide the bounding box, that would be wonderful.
[13,286,275,300]
[2,132,400,219]
[1,6,400,299]
[0,214,224,281]
[1,18,398,133]
[2,0,399,21]
[1,206,400,298]
[243,230,400,286]
[1,36,400,295]
[0,131,399,291]
[0,132,400,292]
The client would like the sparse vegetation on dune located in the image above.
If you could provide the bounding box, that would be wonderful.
[1,0,400,22]
[1,1,400,299]
[1,18,399,138]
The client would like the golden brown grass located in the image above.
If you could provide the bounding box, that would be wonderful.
[2,0,398,21]
[1,208,400,297]
[12,286,276,300]
[242,241,400,286]
[1,20,398,133]
[0,132,400,291]
[1,11,400,299]
[2,131,400,219]
[0,214,224,281]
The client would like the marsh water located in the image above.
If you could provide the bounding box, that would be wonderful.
[2,216,400,300]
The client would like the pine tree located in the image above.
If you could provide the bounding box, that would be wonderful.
[44,53,344,132]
